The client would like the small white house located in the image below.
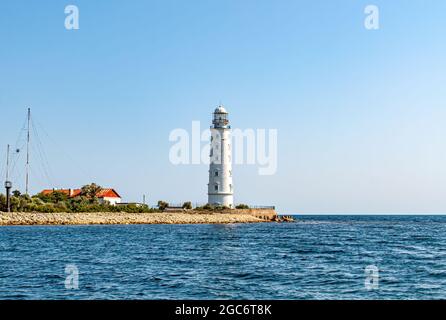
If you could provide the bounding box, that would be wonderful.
[96,189,122,206]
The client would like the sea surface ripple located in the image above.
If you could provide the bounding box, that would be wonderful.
[0,215,445,299]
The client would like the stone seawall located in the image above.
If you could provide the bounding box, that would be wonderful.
[225,209,278,221]
[0,209,279,226]
[162,208,278,221]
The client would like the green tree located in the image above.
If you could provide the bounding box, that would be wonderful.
[157,201,169,211]
[182,201,192,210]
[81,183,102,203]
[0,193,6,212]
[12,190,21,197]
[52,191,69,203]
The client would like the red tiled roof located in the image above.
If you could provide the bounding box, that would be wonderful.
[40,188,121,199]
[96,188,121,198]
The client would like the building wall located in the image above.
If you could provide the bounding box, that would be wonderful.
[100,197,121,206]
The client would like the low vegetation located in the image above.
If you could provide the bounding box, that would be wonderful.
[0,184,158,213]
[0,183,251,213]
[183,203,251,211]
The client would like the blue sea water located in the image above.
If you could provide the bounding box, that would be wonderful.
[0,215,445,300]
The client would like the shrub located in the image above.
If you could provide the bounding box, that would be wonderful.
[182,201,192,210]
[195,203,215,211]
[0,193,6,212]
[236,204,250,209]
[157,201,169,211]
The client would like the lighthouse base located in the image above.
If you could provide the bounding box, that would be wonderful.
[208,194,234,208]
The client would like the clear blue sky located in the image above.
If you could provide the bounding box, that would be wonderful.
[1,0,445,213]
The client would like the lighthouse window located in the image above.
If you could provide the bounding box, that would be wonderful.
[214,185,219,191]
[215,171,219,177]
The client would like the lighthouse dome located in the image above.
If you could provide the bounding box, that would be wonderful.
[214,105,228,114]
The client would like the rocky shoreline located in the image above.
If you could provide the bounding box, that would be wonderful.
[0,210,281,226]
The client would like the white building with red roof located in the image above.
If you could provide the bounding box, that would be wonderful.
[40,188,122,206]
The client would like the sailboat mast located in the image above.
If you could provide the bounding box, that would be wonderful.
[25,108,30,195]
[5,144,12,212]
[5,144,10,182]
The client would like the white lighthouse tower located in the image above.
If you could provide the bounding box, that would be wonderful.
[208,105,234,208]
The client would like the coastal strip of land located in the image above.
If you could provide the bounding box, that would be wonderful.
[0,209,280,226]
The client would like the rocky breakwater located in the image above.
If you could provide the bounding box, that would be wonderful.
[0,209,280,226]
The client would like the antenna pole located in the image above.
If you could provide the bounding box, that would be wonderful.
[25,107,30,195]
